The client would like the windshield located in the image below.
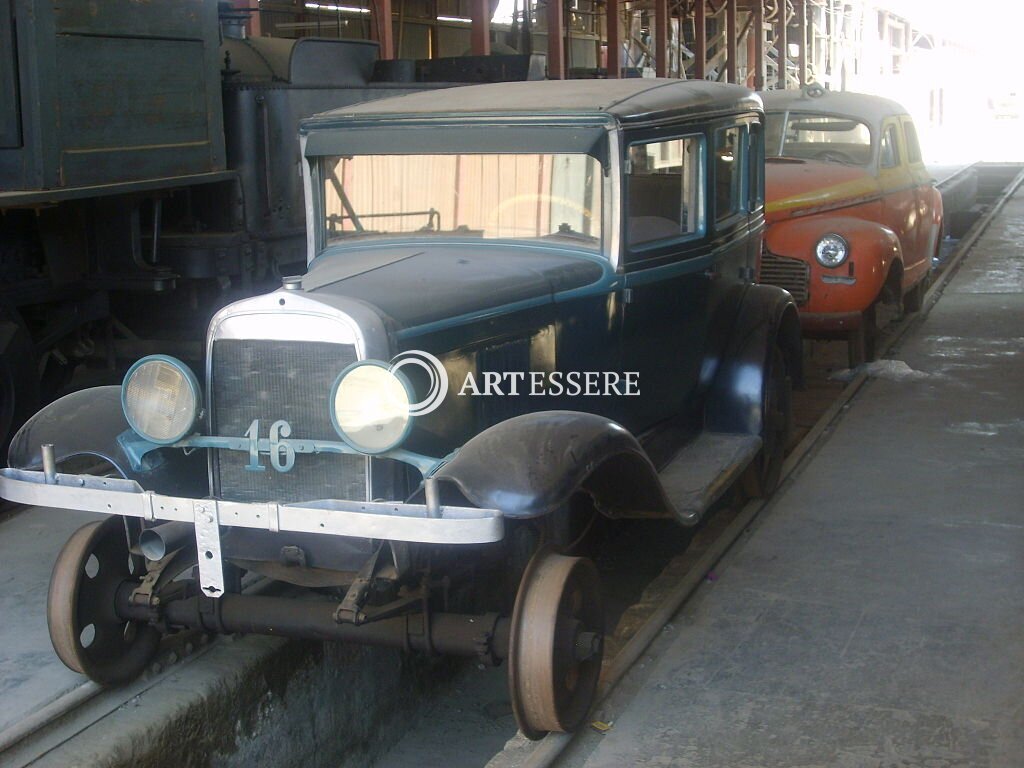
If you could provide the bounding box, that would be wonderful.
[320,153,604,252]
[764,112,873,165]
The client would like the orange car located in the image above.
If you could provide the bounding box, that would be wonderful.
[758,88,943,364]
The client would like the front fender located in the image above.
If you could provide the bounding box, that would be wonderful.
[705,284,801,437]
[7,386,207,496]
[425,411,673,520]
[766,215,901,313]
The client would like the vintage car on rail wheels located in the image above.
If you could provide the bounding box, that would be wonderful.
[758,86,943,365]
[0,80,801,739]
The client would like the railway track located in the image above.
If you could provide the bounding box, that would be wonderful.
[1,163,1021,768]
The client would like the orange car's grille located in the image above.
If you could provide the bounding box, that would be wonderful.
[760,251,810,305]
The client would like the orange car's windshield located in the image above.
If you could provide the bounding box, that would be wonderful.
[765,112,872,165]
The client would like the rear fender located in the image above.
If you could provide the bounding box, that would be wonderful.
[705,284,802,436]
[7,386,207,496]
[418,411,673,520]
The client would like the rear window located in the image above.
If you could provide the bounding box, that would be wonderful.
[765,112,872,165]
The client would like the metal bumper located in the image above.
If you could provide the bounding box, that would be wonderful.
[0,467,504,598]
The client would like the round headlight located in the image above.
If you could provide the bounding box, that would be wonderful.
[331,362,413,454]
[122,356,201,444]
[815,234,849,267]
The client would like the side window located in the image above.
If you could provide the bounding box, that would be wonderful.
[626,135,705,250]
[714,126,744,222]
[903,120,922,164]
[748,123,764,211]
[879,124,900,168]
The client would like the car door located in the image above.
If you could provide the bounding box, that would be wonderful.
[876,119,919,287]
[901,116,936,286]
[617,128,712,434]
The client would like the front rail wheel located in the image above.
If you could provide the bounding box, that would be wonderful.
[47,518,161,685]
[742,344,793,499]
[508,548,604,740]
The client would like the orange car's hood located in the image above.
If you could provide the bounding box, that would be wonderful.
[765,158,880,223]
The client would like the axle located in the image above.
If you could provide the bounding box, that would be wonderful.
[115,584,511,662]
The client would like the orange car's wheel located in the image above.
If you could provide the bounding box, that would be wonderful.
[847,302,877,368]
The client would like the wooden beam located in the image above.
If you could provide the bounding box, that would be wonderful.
[694,0,706,79]
[606,0,621,78]
[726,0,737,83]
[654,0,669,77]
[471,0,491,55]
[548,0,565,78]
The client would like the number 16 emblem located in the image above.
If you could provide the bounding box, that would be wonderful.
[244,419,296,473]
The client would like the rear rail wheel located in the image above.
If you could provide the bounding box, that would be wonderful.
[47,517,161,685]
[508,548,604,740]
[742,344,793,498]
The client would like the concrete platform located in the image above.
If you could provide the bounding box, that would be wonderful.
[558,189,1024,766]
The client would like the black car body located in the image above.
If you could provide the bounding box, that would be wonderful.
[1,79,801,738]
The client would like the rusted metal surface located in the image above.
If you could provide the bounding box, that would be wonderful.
[606,0,621,77]
[471,0,491,55]
[694,0,706,79]
[726,0,738,82]
[547,0,566,78]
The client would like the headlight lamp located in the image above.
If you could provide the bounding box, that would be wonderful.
[122,356,201,444]
[815,234,849,268]
[331,361,413,454]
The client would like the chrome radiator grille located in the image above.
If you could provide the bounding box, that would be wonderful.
[211,339,366,503]
[760,251,810,305]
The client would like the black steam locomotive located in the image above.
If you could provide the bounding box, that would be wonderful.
[0,0,541,448]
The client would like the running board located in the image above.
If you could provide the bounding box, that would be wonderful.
[658,432,762,523]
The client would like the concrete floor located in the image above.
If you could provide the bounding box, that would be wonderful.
[0,507,104,733]
[558,195,1024,767]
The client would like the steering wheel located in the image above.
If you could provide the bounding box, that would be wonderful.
[486,194,593,237]
[813,149,857,164]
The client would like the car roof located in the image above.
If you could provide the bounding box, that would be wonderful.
[305,79,762,127]
[759,89,909,125]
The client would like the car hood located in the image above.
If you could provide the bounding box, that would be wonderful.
[765,158,880,223]
[300,242,607,331]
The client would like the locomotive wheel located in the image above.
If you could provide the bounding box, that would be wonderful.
[508,548,604,740]
[47,518,161,685]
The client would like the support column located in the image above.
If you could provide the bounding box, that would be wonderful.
[694,0,706,79]
[230,0,261,38]
[606,0,621,78]
[797,0,807,86]
[726,0,737,83]
[471,0,490,55]
[548,0,565,78]
[752,0,764,89]
[654,0,668,77]
[777,0,787,88]
[374,0,395,59]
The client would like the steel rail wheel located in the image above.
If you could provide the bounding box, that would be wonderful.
[508,547,604,740]
[47,517,161,685]
[742,344,793,498]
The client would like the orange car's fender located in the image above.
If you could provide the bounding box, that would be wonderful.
[764,215,901,315]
